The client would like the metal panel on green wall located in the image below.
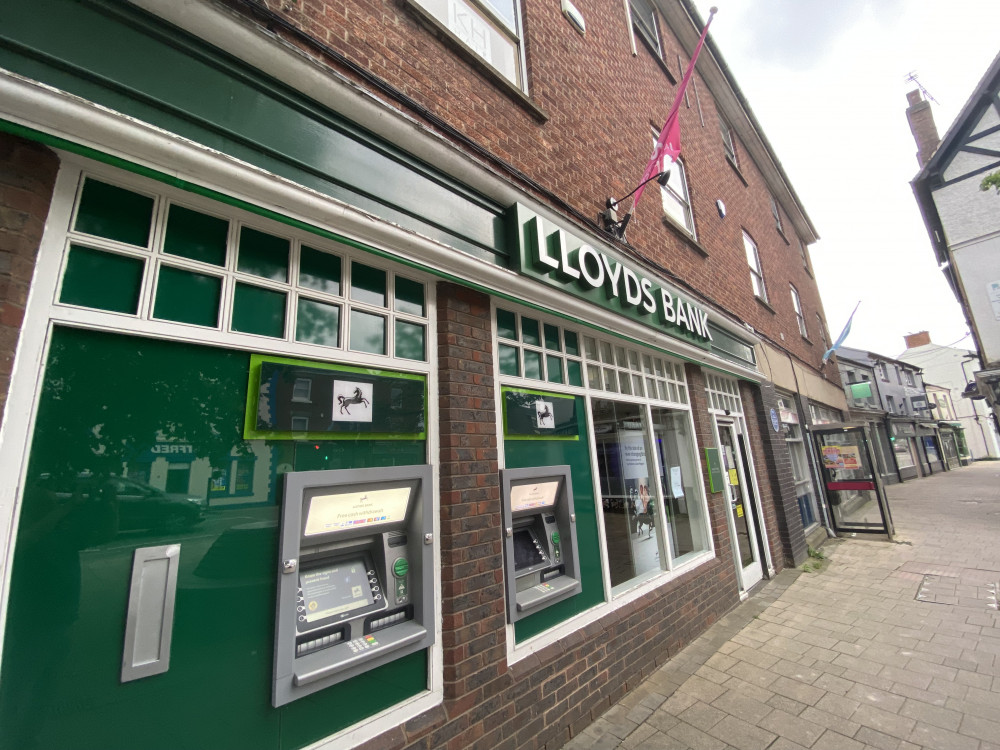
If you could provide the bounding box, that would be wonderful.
[0,327,427,750]
[0,0,506,264]
[505,395,604,641]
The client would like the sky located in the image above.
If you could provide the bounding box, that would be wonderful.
[691,0,1000,358]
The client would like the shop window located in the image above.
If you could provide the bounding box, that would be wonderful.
[74,177,154,247]
[659,155,695,236]
[56,173,430,362]
[60,245,144,314]
[494,308,585,386]
[650,407,708,562]
[153,266,222,328]
[790,284,807,337]
[164,204,229,266]
[894,436,915,468]
[629,0,662,57]
[299,245,341,295]
[743,231,767,302]
[407,0,525,90]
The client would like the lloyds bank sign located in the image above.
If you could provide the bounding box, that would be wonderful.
[507,204,713,350]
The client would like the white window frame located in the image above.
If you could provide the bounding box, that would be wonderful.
[770,194,783,234]
[658,152,696,237]
[719,116,737,164]
[790,284,807,338]
[408,0,528,91]
[628,0,662,57]
[743,231,767,302]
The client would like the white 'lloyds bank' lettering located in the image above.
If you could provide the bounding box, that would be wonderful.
[532,221,711,341]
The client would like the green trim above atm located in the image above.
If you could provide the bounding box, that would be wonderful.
[506,204,713,350]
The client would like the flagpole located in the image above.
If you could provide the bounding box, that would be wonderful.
[629,6,718,214]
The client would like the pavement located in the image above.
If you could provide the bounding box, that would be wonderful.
[565,461,1000,750]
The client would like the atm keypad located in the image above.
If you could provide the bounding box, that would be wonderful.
[348,635,378,653]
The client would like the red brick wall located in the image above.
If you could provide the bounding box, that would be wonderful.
[0,133,59,419]
[219,0,833,382]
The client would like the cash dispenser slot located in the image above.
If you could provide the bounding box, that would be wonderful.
[273,465,434,706]
[500,466,582,622]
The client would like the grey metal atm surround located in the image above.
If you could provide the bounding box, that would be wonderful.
[500,465,581,622]
[273,465,434,707]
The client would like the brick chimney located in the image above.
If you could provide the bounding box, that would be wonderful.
[904,331,932,349]
[906,90,940,168]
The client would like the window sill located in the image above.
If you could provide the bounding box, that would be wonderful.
[660,216,708,257]
[776,226,789,245]
[634,30,677,84]
[404,0,549,123]
[755,296,776,314]
[726,155,748,186]
[801,334,812,346]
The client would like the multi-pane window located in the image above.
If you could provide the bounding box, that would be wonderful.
[719,116,737,164]
[878,362,889,381]
[409,0,525,89]
[790,284,807,337]
[494,308,689,405]
[743,231,767,302]
[60,175,430,362]
[659,155,695,236]
[903,369,915,387]
[704,373,742,415]
[629,0,662,56]
[799,240,812,274]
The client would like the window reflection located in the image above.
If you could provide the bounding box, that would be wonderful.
[649,407,707,561]
[592,400,666,588]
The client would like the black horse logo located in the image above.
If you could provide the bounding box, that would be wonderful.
[337,387,371,415]
[537,404,553,425]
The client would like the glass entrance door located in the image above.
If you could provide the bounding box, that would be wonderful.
[814,427,894,539]
[717,421,764,590]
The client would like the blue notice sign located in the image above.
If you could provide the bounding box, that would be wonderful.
[770,408,780,433]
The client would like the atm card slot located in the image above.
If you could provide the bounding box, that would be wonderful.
[366,605,413,634]
[540,565,565,582]
[296,626,347,656]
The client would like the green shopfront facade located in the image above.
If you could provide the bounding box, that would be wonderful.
[0,2,787,748]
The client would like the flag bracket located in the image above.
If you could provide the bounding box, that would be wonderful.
[601,170,670,239]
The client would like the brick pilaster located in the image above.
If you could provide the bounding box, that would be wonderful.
[0,133,59,421]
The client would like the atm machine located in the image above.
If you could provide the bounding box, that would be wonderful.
[273,465,434,707]
[500,465,581,622]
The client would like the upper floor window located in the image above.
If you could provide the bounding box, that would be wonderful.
[743,231,767,302]
[629,0,662,57]
[798,240,812,274]
[770,194,783,234]
[903,369,915,387]
[886,395,895,413]
[878,362,889,381]
[409,0,525,90]
[790,284,807,337]
[659,154,695,236]
[895,366,902,385]
[719,116,737,164]
[816,314,828,351]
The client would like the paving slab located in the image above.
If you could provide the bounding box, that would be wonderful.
[563,461,1000,750]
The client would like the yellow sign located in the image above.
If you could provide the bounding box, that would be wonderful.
[736,504,744,518]
[728,468,739,486]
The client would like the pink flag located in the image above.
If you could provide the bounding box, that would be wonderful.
[631,7,717,211]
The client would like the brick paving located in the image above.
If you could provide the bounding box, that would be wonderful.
[565,461,1000,750]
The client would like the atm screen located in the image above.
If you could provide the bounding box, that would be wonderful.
[300,560,375,623]
[510,480,560,512]
[512,530,545,569]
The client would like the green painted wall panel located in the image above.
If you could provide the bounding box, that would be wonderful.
[0,327,428,750]
[0,0,507,263]
[506,396,604,641]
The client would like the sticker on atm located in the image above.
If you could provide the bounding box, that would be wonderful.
[510,480,560,512]
[305,486,411,535]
